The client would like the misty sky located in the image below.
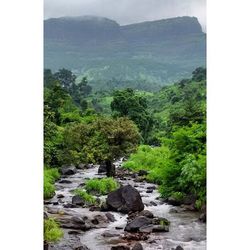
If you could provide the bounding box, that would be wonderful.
[44,0,206,31]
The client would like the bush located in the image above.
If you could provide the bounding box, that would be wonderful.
[73,189,97,205]
[44,168,60,199]
[44,218,63,243]
[85,178,119,195]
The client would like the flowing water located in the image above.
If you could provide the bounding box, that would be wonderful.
[45,160,206,250]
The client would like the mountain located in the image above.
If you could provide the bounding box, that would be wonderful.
[44,16,206,91]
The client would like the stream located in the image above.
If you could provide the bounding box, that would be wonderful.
[45,160,206,250]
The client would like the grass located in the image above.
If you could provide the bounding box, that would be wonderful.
[85,177,119,195]
[44,168,60,199]
[73,189,97,205]
[44,218,63,243]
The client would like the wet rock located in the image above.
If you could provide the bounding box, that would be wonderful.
[199,212,206,223]
[72,195,84,206]
[77,163,86,169]
[122,232,149,241]
[78,182,85,187]
[44,211,48,219]
[149,201,157,206]
[180,204,196,212]
[63,203,77,208]
[169,208,178,213]
[132,243,143,250]
[89,206,101,212]
[57,194,65,198]
[59,179,72,184]
[147,186,156,190]
[115,226,123,230]
[139,225,154,233]
[139,210,154,218]
[105,212,116,222]
[138,170,148,176]
[175,246,184,250]
[146,189,153,193]
[72,216,85,224]
[60,165,77,175]
[91,214,109,225]
[152,217,170,226]
[107,185,144,214]
[98,164,107,174]
[111,245,130,250]
[68,230,81,235]
[102,231,120,237]
[152,225,169,232]
[168,197,182,206]
[125,216,152,232]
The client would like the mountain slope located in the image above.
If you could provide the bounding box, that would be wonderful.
[44,16,206,90]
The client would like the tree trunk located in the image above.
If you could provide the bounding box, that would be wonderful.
[106,159,115,177]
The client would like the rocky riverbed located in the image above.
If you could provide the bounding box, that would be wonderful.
[44,160,206,250]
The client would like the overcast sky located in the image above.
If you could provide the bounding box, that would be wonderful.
[44,0,206,31]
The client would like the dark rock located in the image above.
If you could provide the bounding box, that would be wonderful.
[115,226,123,230]
[149,201,157,206]
[146,186,156,190]
[139,225,153,233]
[72,216,85,224]
[68,230,81,235]
[89,206,101,212]
[107,185,144,214]
[169,208,178,213]
[105,212,116,222]
[138,170,148,176]
[122,232,149,241]
[111,245,130,250]
[125,216,152,232]
[91,214,109,225]
[146,189,153,193]
[98,164,107,174]
[78,182,85,187]
[60,165,77,175]
[199,212,206,223]
[139,210,154,218]
[152,225,169,232]
[152,217,170,226]
[72,195,84,206]
[57,194,65,198]
[102,231,120,237]
[59,179,72,184]
[183,195,196,205]
[176,246,184,250]
[63,203,76,208]
[180,204,196,211]
[52,201,59,205]
[168,197,182,206]
[132,243,143,250]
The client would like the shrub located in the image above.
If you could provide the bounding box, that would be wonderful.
[73,189,97,205]
[44,168,60,199]
[44,218,63,243]
[85,178,119,195]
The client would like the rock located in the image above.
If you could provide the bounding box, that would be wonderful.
[125,216,152,232]
[115,226,123,230]
[139,225,154,233]
[68,230,81,235]
[149,201,157,206]
[63,203,77,208]
[152,225,169,232]
[152,217,170,226]
[169,208,178,213]
[91,214,109,225]
[60,165,77,175]
[72,195,84,206]
[98,164,107,174]
[72,216,85,224]
[138,170,148,176]
[102,231,120,237]
[139,210,154,218]
[107,185,144,214]
[77,163,86,169]
[167,197,182,206]
[89,206,101,212]
[105,212,116,222]
[175,246,184,250]
[146,190,153,193]
[132,243,143,250]
[57,194,65,198]
[111,245,130,250]
[147,186,156,190]
[59,179,72,184]
[122,232,149,241]
[199,212,206,223]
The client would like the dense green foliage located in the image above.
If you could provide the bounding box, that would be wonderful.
[111,88,153,141]
[123,68,206,208]
[85,178,119,195]
[44,168,60,199]
[73,190,97,205]
[44,218,64,243]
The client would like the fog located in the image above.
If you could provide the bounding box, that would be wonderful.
[44,0,206,31]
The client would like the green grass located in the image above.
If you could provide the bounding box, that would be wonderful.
[73,189,97,205]
[44,168,60,199]
[85,178,119,195]
[44,218,63,243]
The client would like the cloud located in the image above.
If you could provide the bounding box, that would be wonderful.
[44,0,206,30]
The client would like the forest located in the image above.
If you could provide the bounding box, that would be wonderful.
[44,67,206,248]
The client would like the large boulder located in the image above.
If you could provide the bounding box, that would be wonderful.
[60,165,77,175]
[106,185,144,213]
[98,164,107,174]
[72,195,84,206]
[125,216,152,232]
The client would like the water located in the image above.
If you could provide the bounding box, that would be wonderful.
[45,162,206,250]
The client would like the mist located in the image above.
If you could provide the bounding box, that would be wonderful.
[44,0,206,31]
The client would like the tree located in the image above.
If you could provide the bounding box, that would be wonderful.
[61,117,140,176]
[54,68,76,92]
[111,88,153,141]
